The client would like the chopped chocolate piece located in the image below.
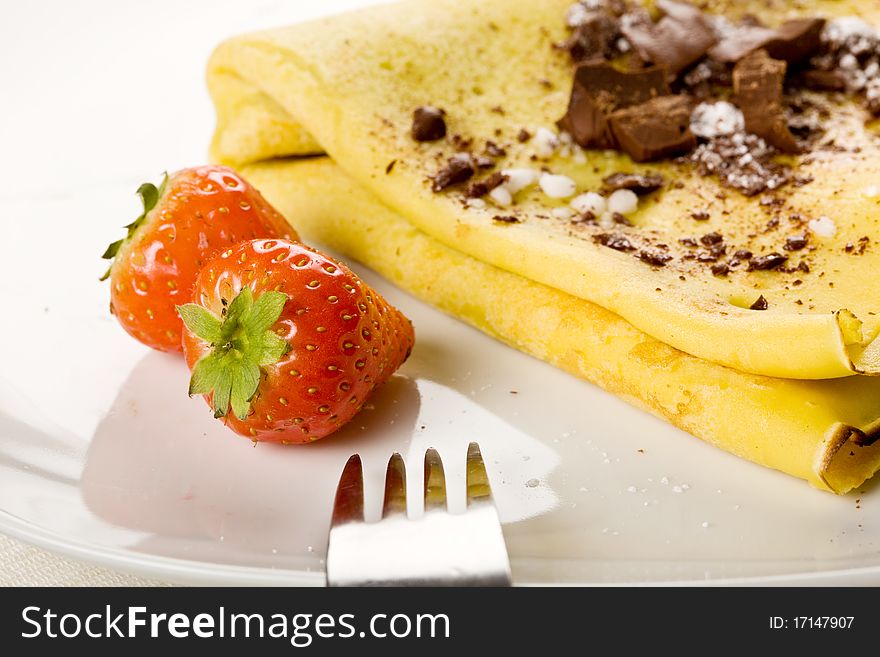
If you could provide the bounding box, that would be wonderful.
[612,212,632,226]
[750,295,769,310]
[733,249,753,260]
[603,171,665,194]
[431,154,474,192]
[711,262,730,276]
[609,95,696,162]
[411,106,447,142]
[620,0,718,78]
[765,217,780,231]
[783,234,808,251]
[485,140,506,157]
[733,50,801,154]
[700,231,723,246]
[697,244,726,262]
[492,215,519,224]
[594,232,635,251]
[690,209,711,221]
[709,18,825,64]
[560,11,620,62]
[797,261,810,273]
[557,62,669,149]
[679,237,698,247]
[681,58,733,96]
[517,129,531,143]
[466,172,507,198]
[799,69,847,92]
[640,249,673,266]
[748,252,788,271]
[575,211,599,225]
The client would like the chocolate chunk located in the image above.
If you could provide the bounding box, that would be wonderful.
[749,295,769,310]
[798,69,847,92]
[603,171,665,195]
[783,234,808,251]
[466,172,507,198]
[700,231,723,246]
[620,0,718,78]
[560,11,620,62]
[594,233,635,251]
[711,262,730,276]
[485,140,506,157]
[733,50,801,154]
[492,215,519,224]
[710,17,825,64]
[411,106,447,142]
[733,249,753,260]
[640,250,673,266]
[474,155,495,169]
[609,95,696,162]
[748,252,788,271]
[557,62,669,149]
[431,154,474,192]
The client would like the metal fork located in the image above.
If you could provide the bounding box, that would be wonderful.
[325,443,511,586]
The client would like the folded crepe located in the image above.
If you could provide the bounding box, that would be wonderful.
[241,157,880,493]
[207,0,880,490]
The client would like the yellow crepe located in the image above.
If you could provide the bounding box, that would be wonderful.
[241,157,880,493]
[208,0,880,379]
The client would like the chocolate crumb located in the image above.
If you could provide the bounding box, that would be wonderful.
[679,237,698,247]
[466,172,507,198]
[690,209,711,221]
[797,261,810,273]
[474,155,495,169]
[750,295,769,310]
[711,262,730,276]
[733,249,753,260]
[411,106,447,142]
[485,140,506,157]
[517,129,531,143]
[594,233,635,251]
[385,159,397,174]
[700,231,724,246]
[748,252,788,271]
[431,154,475,192]
[640,249,673,266]
[492,215,519,224]
[612,212,632,226]
[783,234,808,251]
[603,171,665,195]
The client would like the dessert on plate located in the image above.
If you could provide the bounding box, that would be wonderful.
[205,0,880,491]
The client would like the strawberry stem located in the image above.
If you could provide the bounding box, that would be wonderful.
[177,287,289,420]
[99,173,168,280]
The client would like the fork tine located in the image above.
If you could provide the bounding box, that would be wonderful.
[466,442,493,507]
[382,452,407,518]
[330,454,364,527]
[423,448,447,512]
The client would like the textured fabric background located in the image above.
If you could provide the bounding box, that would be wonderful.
[0,534,167,587]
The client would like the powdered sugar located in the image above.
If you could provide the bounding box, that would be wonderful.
[690,101,745,139]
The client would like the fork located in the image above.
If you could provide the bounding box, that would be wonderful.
[325,442,512,586]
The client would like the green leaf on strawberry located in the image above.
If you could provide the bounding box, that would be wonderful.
[177,287,290,420]
[99,173,168,280]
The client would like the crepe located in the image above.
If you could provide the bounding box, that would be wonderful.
[207,0,880,380]
[240,157,880,493]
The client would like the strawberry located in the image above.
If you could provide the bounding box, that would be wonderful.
[177,239,415,443]
[102,165,297,352]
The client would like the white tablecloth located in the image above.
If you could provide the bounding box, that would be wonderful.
[0,534,166,587]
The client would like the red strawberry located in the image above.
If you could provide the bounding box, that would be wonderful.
[102,165,297,352]
[177,239,415,443]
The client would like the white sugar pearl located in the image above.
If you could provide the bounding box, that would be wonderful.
[501,168,540,194]
[533,127,560,158]
[539,173,577,198]
[570,192,607,215]
[551,207,574,220]
[607,189,639,215]
[808,215,837,238]
[489,186,513,206]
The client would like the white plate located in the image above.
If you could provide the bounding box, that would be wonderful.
[1,0,878,586]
